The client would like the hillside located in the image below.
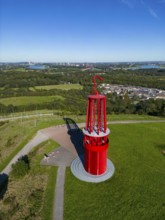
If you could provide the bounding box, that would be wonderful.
[0,115,164,219]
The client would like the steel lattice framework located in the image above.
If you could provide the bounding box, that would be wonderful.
[83,76,110,175]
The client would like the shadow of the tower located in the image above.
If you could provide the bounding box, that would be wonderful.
[63,118,84,164]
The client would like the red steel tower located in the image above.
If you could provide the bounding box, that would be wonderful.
[83,76,110,175]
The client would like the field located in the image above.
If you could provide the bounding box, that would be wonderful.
[64,123,165,220]
[0,116,64,172]
[0,140,58,220]
[30,83,83,91]
[0,114,164,172]
[0,116,165,219]
[1,111,163,121]
[0,95,64,106]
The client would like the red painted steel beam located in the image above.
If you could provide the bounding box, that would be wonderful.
[84,76,109,175]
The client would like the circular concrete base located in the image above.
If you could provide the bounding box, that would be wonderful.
[71,157,115,183]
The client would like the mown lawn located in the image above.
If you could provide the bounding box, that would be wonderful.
[0,116,164,219]
[31,83,82,91]
[107,113,163,121]
[0,95,64,106]
[64,123,165,220]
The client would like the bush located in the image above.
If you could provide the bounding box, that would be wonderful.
[11,156,30,178]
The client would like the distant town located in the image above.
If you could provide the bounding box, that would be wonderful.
[100,83,165,100]
[0,61,165,70]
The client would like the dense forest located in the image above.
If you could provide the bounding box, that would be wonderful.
[0,67,165,89]
[0,67,165,116]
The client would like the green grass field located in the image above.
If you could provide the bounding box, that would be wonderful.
[0,117,65,172]
[0,116,164,219]
[0,95,64,106]
[30,83,82,91]
[64,123,165,220]
[0,114,164,172]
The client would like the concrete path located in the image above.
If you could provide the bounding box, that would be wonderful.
[41,125,78,156]
[54,166,66,220]
[1,131,49,175]
[41,147,75,167]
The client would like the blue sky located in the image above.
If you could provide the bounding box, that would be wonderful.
[0,0,165,62]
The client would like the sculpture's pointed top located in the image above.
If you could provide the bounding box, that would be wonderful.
[92,75,103,95]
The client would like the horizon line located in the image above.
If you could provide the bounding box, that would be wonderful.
[0,60,165,63]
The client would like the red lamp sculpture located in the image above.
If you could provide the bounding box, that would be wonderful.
[71,76,115,182]
[83,76,110,175]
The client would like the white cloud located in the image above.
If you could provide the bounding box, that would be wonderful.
[148,8,158,19]
[121,0,135,8]
[139,1,159,19]
[121,0,159,19]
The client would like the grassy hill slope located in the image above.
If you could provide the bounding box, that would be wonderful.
[64,123,165,220]
[0,116,164,219]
